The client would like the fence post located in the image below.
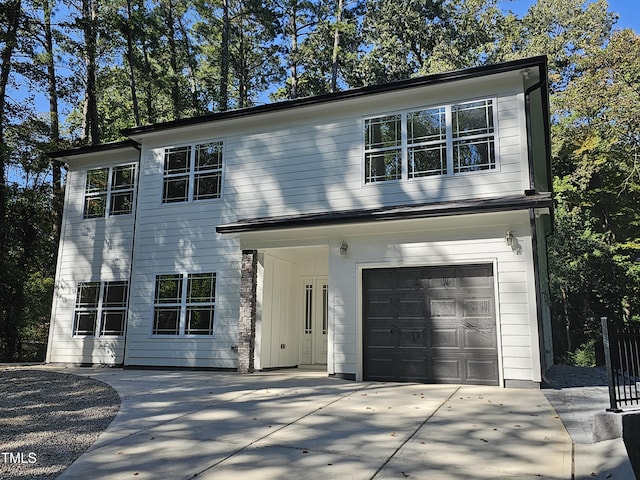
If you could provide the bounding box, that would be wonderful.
[602,317,621,412]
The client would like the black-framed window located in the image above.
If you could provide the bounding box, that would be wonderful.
[73,281,129,336]
[153,273,216,336]
[364,98,497,183]
[162,141,223,203]
[84,164,136,218]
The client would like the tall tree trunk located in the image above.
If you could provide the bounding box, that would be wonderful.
[42,0,63,245]
[177,13,201,114]
[141,33,154,123]
[561,286,572,354]
[82,0,100,144]
[0,0,21,248]
[219,0,230,111]
[0,0,22,361]
[288,5,299,99]
[124,0,141,126]
[238,19,247,108]
[162,0,181,119]
[330,0,343,93]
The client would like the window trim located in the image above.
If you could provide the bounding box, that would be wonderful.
[362,97,499,185]
[73,281,129,337]
[161,140,224,204]
[152,272,217,337]
[83,163,137,219]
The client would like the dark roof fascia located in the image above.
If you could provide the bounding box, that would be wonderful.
[216,192,553,234]
[123,56,548,137]
[47,139,141,159]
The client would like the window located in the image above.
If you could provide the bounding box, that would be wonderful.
[452,99,495,173]
[304,283,313,334]
[162,141,223,203]
[364,99,496,183]
[153,273,216,336]
[73,281,129,336]
[84,164,136,218]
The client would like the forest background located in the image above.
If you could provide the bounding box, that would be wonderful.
[0,0,638,365]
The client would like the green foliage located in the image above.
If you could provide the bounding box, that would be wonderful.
[548,28,640,362]
[569,340,597,367]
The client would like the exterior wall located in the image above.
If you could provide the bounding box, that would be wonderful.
[326,210,542,384]
[46,148,139,365]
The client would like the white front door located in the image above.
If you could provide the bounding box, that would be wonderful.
[301,277,328,365]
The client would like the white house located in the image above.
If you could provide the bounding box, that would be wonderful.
[46,56,554,387]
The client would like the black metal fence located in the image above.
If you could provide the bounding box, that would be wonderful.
[602,317,640,412]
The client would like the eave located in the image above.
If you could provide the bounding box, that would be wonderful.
[47,139,140,159]
[216,192,553,234]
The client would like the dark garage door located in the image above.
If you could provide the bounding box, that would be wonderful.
[363,264,499,385]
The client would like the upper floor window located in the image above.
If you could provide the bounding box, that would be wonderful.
[162,141,223,203]
[364,99,496,183]
[84,164,136,218]
[153,272,216,336]
[73,281,129,336]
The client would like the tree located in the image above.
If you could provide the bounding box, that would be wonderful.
[357,0,447,84]
[269,0,322,99]
[0,0,23,362]
[490,0,616,92]
[294,0,363,94]
[80,0,100,144]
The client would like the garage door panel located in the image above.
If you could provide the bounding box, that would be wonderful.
[366,328,394,349]
[365,300,395,316]
[463,298,493,317]
[366,357,396,381]
[399,358,429,382]
[430,327,459,348]
[465,359,499,384]
[463,319,498,349]
[430,358,462,383]
[429,299,457,317]
[394,269,423,290]
[398,298,424,317]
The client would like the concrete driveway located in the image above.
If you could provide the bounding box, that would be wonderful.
[51,368,578,480]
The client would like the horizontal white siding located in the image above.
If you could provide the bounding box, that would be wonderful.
[47,148,139,365]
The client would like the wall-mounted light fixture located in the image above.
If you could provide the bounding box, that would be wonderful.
[339,240,349,256]
[505,230,514,247]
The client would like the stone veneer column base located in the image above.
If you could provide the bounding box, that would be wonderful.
[238,250,258,374]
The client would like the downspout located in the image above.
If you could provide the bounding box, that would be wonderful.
[524,61,553,379]
[122,141,142,367]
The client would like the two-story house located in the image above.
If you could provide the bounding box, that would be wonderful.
[46,56,553,387]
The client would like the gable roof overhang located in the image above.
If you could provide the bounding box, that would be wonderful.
[216,192,552,235]
[47,139,140,160]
